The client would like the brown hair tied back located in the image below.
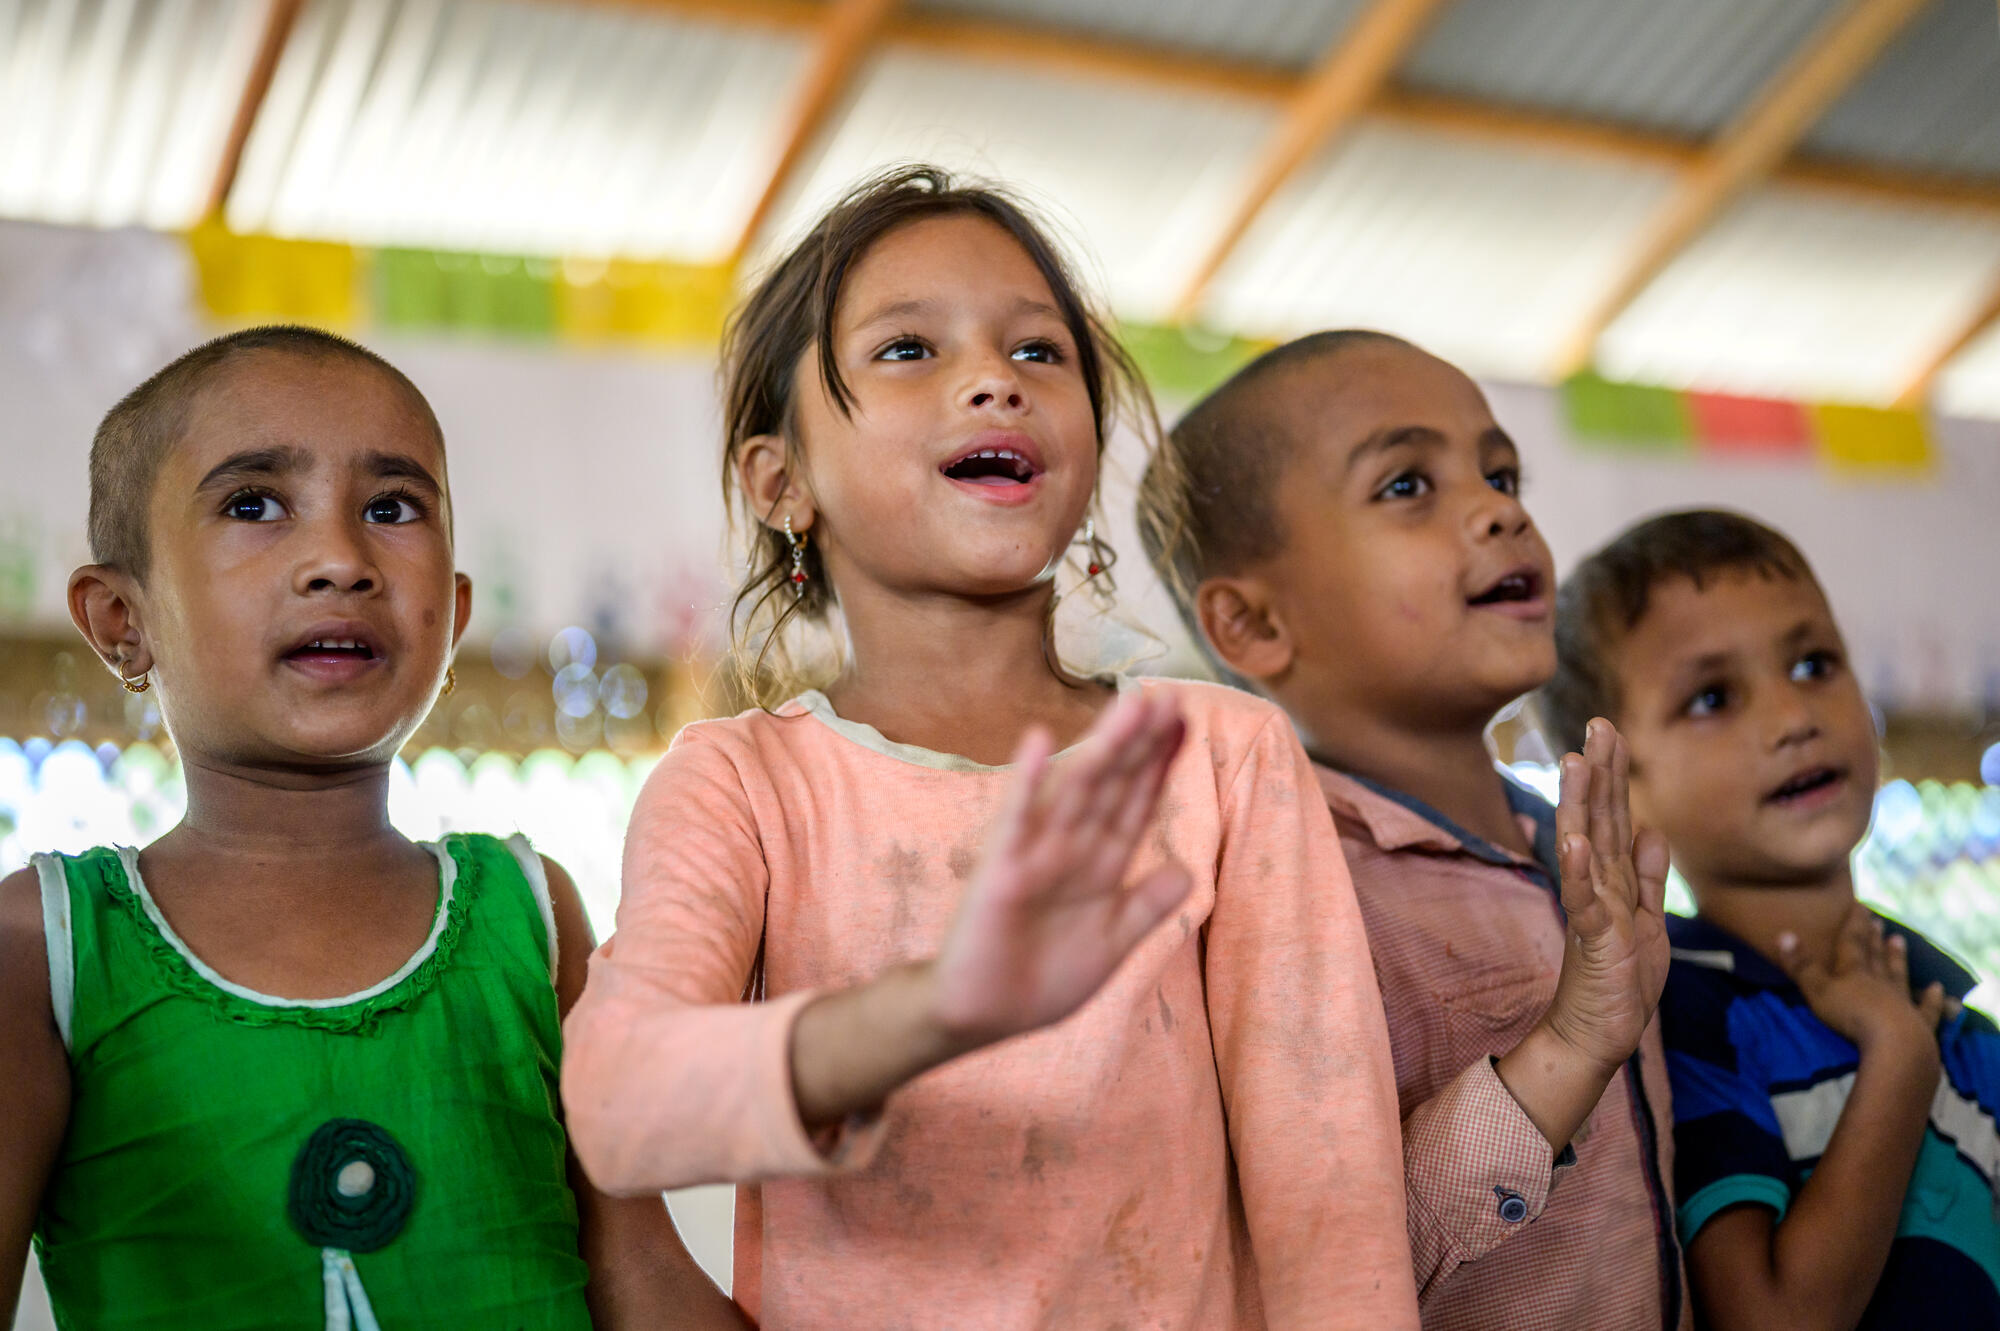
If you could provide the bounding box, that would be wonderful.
[719,163,1154,708]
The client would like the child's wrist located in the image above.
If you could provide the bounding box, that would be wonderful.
[907,960,998,1065]
[1535,1004,1632,1081]
[1852,1010,1939,1064]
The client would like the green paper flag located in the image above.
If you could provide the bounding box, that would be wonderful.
[1560,373,1693,451]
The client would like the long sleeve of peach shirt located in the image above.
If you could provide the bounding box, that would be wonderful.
[561,678,1417,1330]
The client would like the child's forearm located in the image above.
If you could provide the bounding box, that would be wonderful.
[1696,1034,1939,1331]
[789,961,975,1128]
[1494,1018,1624,1151]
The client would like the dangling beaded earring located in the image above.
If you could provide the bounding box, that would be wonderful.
[442,666,457,697]
[118,657,151,694]
[1071,517,1117,605]
[784,515,809,598]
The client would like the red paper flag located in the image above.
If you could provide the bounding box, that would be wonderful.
[1687,392,1813,458]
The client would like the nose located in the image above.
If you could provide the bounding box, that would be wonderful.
[294,513,382,597]
[1464,483,1532,542]
[962,349,1026,414]
[1766,681,1822,752]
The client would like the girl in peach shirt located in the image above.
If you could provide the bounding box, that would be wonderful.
[560,165,1416,1329]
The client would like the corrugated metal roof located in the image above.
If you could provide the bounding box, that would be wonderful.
[0,0,271,230]
[760,47,1277,322]
[1200,122,1679,382]
[1804,0,2000,181]
[226,0,809,260]
[909,0,1370,72]
[1401,0,1845,139]
[1598,183,2000,402]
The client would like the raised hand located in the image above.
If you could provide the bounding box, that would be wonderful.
[1538,718,1673,1075]
[925,691,1193,1048]
[1779,902,1947,1054]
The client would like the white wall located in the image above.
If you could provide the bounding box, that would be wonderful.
[5,218,1996,711]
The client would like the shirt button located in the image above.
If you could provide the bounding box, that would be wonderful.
[1495,1188,1529,1223]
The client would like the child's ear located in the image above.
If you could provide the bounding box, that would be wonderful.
[68,565,150,685]
[450,572,473,650]
[738,433,816,534]
[1195,576,1294,683]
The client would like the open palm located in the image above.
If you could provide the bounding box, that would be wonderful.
[1545,721,1672,1071]
[928,692,1193,1047]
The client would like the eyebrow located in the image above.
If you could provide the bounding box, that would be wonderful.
[195,445,309,492]
[1343,425,1443,477]
[1777,618,1824,650]
[851,297,938,328]
[850,295,1067,328]
[358,450,442,493]
[195,445,442,496]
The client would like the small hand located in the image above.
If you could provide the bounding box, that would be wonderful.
[924,692,1193,1050]
[1538,719,1672,1074]
[1779,903,1947,1055]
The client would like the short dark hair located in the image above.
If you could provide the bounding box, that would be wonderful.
[1537,509,1816,754]
[89,324,442,579]
[1135,329,1410,677]
[720,163,1151,705]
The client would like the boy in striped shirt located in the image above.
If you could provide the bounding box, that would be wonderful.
[1543,509,1999,1329]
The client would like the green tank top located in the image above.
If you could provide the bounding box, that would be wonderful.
[30,834,592,1331]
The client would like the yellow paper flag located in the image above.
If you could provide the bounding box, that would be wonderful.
[1812,403,1933,475]
[186,220,359,326]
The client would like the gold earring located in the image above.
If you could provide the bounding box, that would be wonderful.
[442,666,457,697]
[118,659,151,694]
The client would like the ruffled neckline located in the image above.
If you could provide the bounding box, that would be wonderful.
[87,836,483,1035]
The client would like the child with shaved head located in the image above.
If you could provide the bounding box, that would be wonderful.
[1140,331,1687,1330]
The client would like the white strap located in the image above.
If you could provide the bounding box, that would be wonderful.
[30,854,74,1052]
[320,1248,382,1331]
[505,833,560,987]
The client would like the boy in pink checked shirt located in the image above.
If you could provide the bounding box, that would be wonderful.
[1139,331,1690,1331]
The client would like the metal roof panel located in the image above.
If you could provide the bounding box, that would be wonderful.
[1804,0,2000,181]
[1201,121,1679,382]
[909,0,1371,71]
[1598,183,2000,402]
[1402,0,1845,139]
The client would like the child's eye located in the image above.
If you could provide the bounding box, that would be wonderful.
[223,490,286,522]
[1485,467,1521,496]
[1685,684,1729,718]
[1792,650,1839,682]
[365,493,423,524]
[1377,471,1431,500]
[875,337,931,362]
[1011,339,1064,364]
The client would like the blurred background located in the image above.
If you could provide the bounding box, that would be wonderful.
[6,0,2000,1319]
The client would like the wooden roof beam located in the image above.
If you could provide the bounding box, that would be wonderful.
[1554,0,1933,376]
[1895,271,2000,407]
[1171,0,1452,321]
[731,0,903,263]
[206,0,303,217]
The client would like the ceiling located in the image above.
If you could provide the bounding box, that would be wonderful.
[5,0,2000,414]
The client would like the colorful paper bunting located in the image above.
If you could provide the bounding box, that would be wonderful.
[1117,323,1272,404]
[1685,392,1813,458]
[1559,373,1693,450]
[174,223,1944,481]
[186,221,359,326]
[1813,403,1933,475]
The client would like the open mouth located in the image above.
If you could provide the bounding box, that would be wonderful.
[282,632,381,665]
[1764,766,1845,805]
[940,447,1041,487]
[1468,569,1543,607]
